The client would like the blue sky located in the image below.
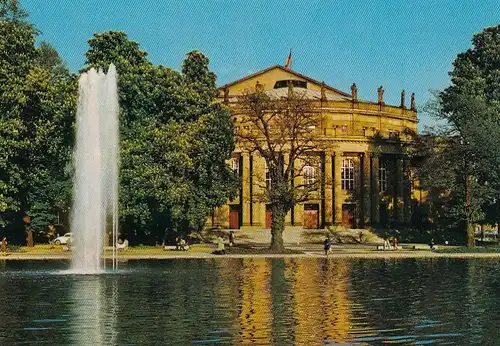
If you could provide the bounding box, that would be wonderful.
[24,0,500,129]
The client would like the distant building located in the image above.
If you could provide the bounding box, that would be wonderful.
[209,65,418,230]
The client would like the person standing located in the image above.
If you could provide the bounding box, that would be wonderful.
[229,230,235,247]
[324,237,331,256]
[1,237,7,255]
[216,235,225,255]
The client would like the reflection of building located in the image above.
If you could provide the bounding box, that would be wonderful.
[237,259,272,344]
[286,259,353,344]
[209,65,418,230]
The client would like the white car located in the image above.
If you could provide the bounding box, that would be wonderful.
[54,233,72,245]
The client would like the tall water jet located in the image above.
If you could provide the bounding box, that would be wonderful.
[71,64,119,274]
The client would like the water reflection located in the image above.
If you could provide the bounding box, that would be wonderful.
[1,259,500,345]
[287,258,354,345]
[70,275,118,345]
[238,259,272,344]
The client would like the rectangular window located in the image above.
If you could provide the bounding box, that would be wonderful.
[379,161,387,192]
[231,156,239,175]
[265,164,271,189]
[303,165,316,186]
[341,158,355,190]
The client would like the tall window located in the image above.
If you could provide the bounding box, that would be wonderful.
[379,161,387,192]
[341,158,355,190]
[303,165,316,186]
[265,164,271,188]
[231,157,239,175]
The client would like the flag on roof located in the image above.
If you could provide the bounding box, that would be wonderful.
[285,49,292,69]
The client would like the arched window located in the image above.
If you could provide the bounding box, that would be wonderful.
[341,158,355,190]
[303,165,316,186]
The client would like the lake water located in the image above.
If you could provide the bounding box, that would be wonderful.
[1,258,499,345]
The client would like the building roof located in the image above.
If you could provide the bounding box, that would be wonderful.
[217,65,352,98]
[264,87,351,101]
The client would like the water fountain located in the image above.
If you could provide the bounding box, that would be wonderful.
[71,64,119,274]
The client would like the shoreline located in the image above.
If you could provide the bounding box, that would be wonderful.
[3,251,500,260]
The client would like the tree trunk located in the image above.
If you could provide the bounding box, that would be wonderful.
[270,205,286,252]
[25,230,34,247]
[465,174,475,248]
[466,222,475,248]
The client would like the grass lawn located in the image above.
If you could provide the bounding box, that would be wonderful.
[13,243,216,255]
[435,246,500,253]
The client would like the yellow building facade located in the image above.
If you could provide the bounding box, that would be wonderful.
[209,65,418,230]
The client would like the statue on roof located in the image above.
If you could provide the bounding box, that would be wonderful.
[321,82,327,101]
[410,93,416,110]
[377,86,384,104]
[255,80,264,92]
[351,83,358,100]
[223,87,229,103]
[400,89,406,108]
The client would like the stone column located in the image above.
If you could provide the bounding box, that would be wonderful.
[362,152,371,227]
[242,152,251,226]
[403,156,412,224]
[334,152,343,225]
[358,153,365,228]
[320,152,326,229]
[395,156,404,224]
[284,153,292,226]
[371,154,380,224]
[325,154,333,227]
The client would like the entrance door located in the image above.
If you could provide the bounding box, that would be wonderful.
[229,205,240,229]
[379,203,389,227]
[342,204,356,229]
[304,204,319,229]
[266,205,272,229]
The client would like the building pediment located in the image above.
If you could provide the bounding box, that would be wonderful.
[218,65,352,99]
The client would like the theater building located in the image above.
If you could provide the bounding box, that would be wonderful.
[209,65,418,230]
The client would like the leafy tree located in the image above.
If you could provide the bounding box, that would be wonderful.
[0,0,28,21]
[0,1,76,242]
[35,41,70,79]
[235,87,326,251]
[423,25,500,247]
[83,31,237,243]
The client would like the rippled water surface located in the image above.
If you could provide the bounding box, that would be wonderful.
[1,258,500,345]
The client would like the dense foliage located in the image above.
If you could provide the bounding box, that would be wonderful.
[0,1,76,243]
[83,32,237,244]
[0,2,237,245]
[419,25,500,247]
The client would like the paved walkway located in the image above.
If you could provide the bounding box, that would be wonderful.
[3,250,500,260]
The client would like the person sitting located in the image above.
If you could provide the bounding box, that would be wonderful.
[179,237,189,251]
[213,235,225,255]
[429,238,435,250]
[63,237,72,251]
[117,239,129,251]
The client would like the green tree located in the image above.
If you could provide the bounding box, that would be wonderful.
[0,1,76,242]
[423,25,500,247]
[83,31,237,243]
